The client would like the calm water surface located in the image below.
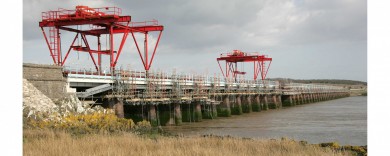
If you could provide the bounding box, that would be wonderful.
[164,96,367,145]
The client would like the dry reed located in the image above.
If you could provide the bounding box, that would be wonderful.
[23,129,353,156]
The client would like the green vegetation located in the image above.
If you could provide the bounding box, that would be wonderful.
[202,110,217,119]
[242,103,252,113]
[194,109,202,122]
[268,103,277,109]
[252,103,261,112]
[217,107,231,117]
[231,105,243,115]
[24,111,152,136]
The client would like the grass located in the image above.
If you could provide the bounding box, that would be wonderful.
[23,129,355,156]
[23,108,366,156]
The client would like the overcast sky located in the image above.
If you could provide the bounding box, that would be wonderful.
[23,0,367,82]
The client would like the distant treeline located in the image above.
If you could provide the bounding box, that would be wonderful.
[269,78,367,85]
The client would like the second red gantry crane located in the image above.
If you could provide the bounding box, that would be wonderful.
[217,50,272,81]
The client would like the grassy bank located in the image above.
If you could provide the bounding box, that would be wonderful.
[23,110,366,156]
[23,129,359,156]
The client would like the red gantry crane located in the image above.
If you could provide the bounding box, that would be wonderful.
[39,5,164,73]
[217,50,272,81]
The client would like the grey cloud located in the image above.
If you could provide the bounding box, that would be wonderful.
[23,0,367,81]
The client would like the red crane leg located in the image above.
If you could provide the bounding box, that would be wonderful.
[217,60,225,78]
[113,22,130,68]
[263,61,272,80]
[41,27,56,64]
[144,32,148,70]
[225,62,228,78]
[147,30,163,70]
[254,61,257,80]
[62,33,79,66]
[81,34,99,71]
[97,35,101,72]
[131,31,146,68]
[109,25,114,69]
[56,28,62,66]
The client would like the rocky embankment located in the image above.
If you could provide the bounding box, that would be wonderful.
[23,78,106,121]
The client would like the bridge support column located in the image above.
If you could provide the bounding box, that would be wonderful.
[303,94,308,104]
[268,95,277,109]
[295,95,301,105]
[299,94,304,104]
[305,94,309,103]
[212,103,218,118]
[149,104,158,126]
[278,95,283,108]
[108,98,124,118]
[217,95,231,117]
[252,95,261,112]
[194,102,202,122]
[293,95,298,106]
[242,95,252,113]
[261,95,269,110]
[310,94,314,103]
[174,103,182,126]
[282,95,293,107]
[232,95,243,115]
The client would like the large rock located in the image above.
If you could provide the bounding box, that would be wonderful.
[23,79,58,118]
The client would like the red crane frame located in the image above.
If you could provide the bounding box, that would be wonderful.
[217,50,272,81]
[39,6,164,72]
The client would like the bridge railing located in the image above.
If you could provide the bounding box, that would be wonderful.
[63,67,347,94]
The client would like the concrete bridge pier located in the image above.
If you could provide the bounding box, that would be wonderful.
[174,103,182,125]
[295,95,301,105]
[300,94,306,104]
[217,95,231,117]
[252,95,261,112]
[211,103,218,118]
[242,95,252,113]
[293,95,299,105]
[311,94,315,103]
[148,104,158,126]
[319,93,323,101]
[231,95,243,115]
[306,94,311,103]
[282,95,294,107]
[107,98,124,118]
[296,94,302,105]
[277,95,283,108]
[316,93,320,101]
[301,94,306,104]
[194,101,202,122]
[261,95,269,110]
[268,95,278,109]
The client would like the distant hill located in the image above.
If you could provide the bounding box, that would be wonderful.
[269,78,367,85]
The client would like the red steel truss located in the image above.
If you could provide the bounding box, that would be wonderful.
[39,5,164,72]
[217,50,272,81]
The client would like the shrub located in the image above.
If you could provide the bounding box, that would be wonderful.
[24,110,154,135]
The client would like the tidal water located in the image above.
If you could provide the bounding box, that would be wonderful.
[164,96,367,146]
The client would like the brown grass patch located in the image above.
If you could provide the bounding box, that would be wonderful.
[23,129,353,156]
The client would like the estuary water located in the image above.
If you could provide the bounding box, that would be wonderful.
[164,96,367,146]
